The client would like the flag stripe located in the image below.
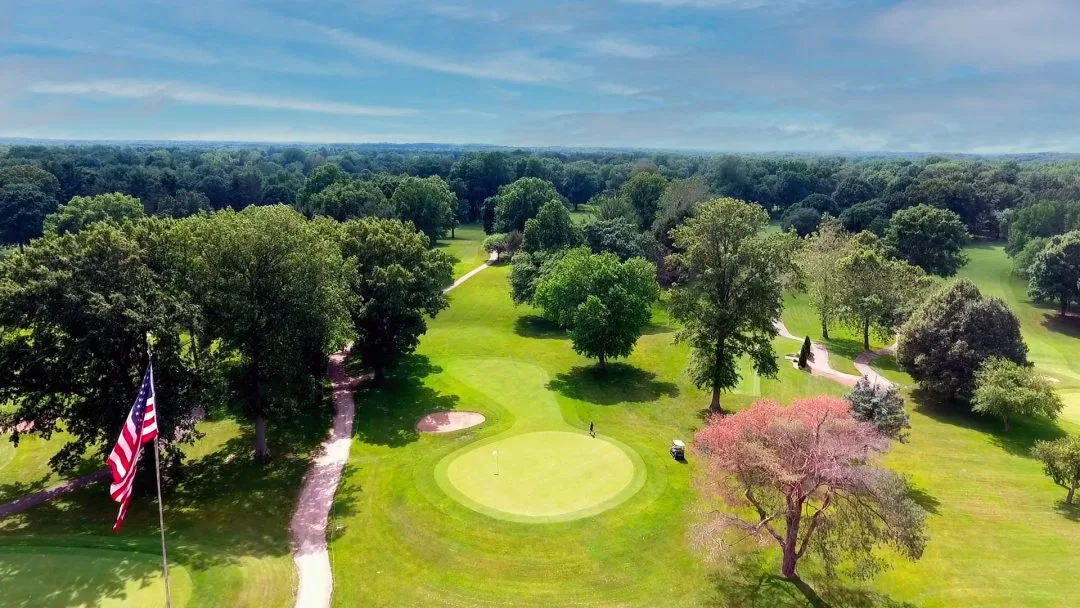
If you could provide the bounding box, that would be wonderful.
[107,362,159,532]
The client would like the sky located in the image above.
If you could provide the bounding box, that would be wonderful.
[2,0,1079,152]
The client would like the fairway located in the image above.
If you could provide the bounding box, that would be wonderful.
[441,430,639,521]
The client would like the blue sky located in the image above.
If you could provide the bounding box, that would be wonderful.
[2,0,1079,152]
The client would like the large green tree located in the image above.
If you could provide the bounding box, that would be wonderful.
[835,233,930,350]
[338,218,453,382]
[620,171,668,230]
[44,193,146,236]
[584,217,653,261]
[884,204,970,276]
[798,217,851,339]
[669,197,799,411]
[390,176,457,243]
[182,205,351,459]
[972,356,1063,431]
[0,220,200,472]
[896,279,1028,403]
[307,180,392,221]
[493,177,563,232]
[0,183,56,246]
[1027,230,1080,315]
[522,199,581,253]
[533,248,658,371]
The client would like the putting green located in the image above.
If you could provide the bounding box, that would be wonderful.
[438,430,643,523]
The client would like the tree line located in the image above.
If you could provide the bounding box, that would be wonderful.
[0,196,452,469]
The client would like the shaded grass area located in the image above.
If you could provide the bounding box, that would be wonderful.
[781,292,891,377]
[0,404,333,607]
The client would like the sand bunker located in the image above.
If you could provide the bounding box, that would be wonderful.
[417,411,485,433]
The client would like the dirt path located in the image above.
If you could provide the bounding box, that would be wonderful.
[290,253,498,608]
[773,319,895,390]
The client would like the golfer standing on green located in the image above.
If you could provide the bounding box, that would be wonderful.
[589,421,595,438]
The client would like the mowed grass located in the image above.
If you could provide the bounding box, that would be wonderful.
[328,263,858,608]
[437,224,490,277]
[781,292,893,378]
[0,411,331,608]
[956,243,1080,424]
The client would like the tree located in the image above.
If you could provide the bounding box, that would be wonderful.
[694,397,926,580]
[339,218,453,382]
[592,193,637,224]
[522,199,581,253]
[1013,236,1049,279]
[835,233,930,350]
[390,176,457,243]
[885,204,970,276]
[154,189,210,218]
[780,206,821,237]
[493,177,563,232]
[795,193,838,215]
[798,217,851,339]
[652,177,710,247]
[1028,230,1080,315]
[972,357,1063,431]
[0,164,61,201]
[509,249,563,304]
[584,217,653,261]
[44,193,145,235]
[839,199,888,234]
[560,162,600,210]
[897,279,1028,403]
[483,233,509,261]
[1032,436,1080,505]
[0,183,56,246]
[533,248,658,371]
[0,221,200,473]
[798,336,811,369]
[182,206,351,459]
[669,198,799,411]
[846,377,910,441]
[298,163,346,206]
[307,180,392,221]
[620,171,668,230]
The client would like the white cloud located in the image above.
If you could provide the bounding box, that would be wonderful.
[589,37,663,59]
[867,0,1080,68]
[309,22,584,84]
[429,4,504,22]
[594,83,647,96]
[27,80,415,116]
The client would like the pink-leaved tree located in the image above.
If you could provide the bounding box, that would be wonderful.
[693,396,926,580]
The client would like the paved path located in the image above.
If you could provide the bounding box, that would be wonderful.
[0,469,109,518]
[290,252,498,608]
[773,319,895,390]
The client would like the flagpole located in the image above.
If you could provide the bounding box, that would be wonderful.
[146,334,173,608]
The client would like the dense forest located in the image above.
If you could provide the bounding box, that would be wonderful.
[3,144,1080,252]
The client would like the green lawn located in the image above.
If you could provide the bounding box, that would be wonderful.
[5,240,1080,607]
[0,413,330,608]
[956,244,1080,424]
[437,224,490,277]
[781,292,894,378]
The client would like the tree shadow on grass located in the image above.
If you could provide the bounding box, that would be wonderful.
[1054,501,1080,522]
[351,354,459,447]
[709,552,914,608]
[0,410,328,608]
[1041,312,1080,338]
[547,363,679,405]
[907,484,941,515]
[514,315,564,339]
[911,388,1066,457]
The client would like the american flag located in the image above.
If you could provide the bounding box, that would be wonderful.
[107,363,159,533]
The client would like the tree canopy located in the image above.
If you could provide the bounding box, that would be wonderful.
[884,204,970,276]
[493,177,563,233]
[897,279,1028,403]
[972,357,1063,431]
[669,197,799,411]
[1027,230,1080,315]
[522,199,581,254]
[533,248,658,370]
[44,193,146,236]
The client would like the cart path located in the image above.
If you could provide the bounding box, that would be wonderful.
[290,252,498,608]
[0,468,110,518]
[773,319,895,390]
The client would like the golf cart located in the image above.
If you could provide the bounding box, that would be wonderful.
[670,439,686,462]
